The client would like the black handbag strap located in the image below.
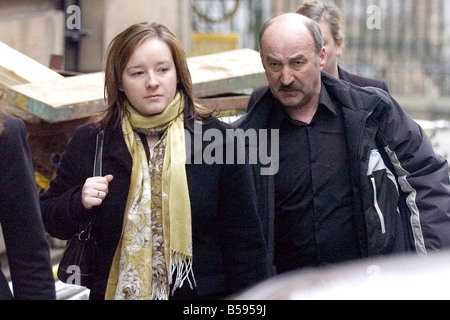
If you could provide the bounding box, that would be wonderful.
[93,129,104,177]
[78,129,104,239]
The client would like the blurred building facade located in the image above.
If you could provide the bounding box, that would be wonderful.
[192,0,450,119]
[0,0,192,73]
[0,0,449,117]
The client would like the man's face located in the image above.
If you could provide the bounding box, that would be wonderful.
[260,21,326,111]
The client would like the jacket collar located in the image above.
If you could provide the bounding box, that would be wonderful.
[321,72,393,133]
[236,86,274,130]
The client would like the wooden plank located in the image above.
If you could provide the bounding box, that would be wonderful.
[196,95,250,111]
[4,72,106,123]
[0,41,63,90]
[3,49,266,123]
[189,48,267,98]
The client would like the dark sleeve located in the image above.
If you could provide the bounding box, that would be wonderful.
[40,124,97,240]
[218,128,270,293]
[0,114,56,300]
[378,92,450,252]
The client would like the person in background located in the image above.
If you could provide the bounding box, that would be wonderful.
[0,111,56,300]
[297,0,389,90]
[247,0,389,109]
[41,22,269,300]
[236,13,450,275]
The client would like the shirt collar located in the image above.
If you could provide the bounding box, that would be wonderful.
[319,83,338,116]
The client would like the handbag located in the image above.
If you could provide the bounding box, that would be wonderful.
[57,129,104,287]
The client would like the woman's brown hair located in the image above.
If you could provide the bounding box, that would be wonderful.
[0,113,4,135]
[101,22,213,131]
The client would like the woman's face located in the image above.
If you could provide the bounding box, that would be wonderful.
[121,37,178,116]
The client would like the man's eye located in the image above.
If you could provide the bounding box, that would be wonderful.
[270,63,280,69]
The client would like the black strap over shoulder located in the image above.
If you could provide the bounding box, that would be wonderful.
[93,129,104,177]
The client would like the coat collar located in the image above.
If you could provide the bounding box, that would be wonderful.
[102,123,133,172]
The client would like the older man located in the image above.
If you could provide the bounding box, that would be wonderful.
[236,13,450,275]
[247,0,389,110]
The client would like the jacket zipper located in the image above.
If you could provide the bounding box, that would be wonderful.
[369,175,386,234]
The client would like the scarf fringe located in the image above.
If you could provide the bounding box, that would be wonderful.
[151,280,169,300]
[170,251,197,296]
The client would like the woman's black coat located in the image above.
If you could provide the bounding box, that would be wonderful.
[41,118,269,299]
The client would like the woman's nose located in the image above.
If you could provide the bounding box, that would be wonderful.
[146,73,159,88]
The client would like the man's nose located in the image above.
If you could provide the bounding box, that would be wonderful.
[280,66,294,86]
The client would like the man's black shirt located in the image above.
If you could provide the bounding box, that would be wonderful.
[272,85,362,273]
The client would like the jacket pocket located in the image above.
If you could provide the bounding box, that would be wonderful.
[366,149,401,254]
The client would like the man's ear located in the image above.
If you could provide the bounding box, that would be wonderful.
[335,38,344,58]
[319,47,327,70]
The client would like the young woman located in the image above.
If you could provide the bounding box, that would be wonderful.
[40,22,269,300]
[0,111,55,300]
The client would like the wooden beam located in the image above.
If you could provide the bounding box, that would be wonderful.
[3,49,266,123]
[0,41,63,90]
[196,95,250,111]
[189,48,267,98]
[4,72,106,123]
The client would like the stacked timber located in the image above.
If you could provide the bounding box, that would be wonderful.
[4,72,106,123]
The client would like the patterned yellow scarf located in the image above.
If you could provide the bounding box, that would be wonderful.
[105,92,194,300]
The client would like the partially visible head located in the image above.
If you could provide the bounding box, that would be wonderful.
[259,13,326,110]
[102,22,207,129]
[297,0,344,77]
